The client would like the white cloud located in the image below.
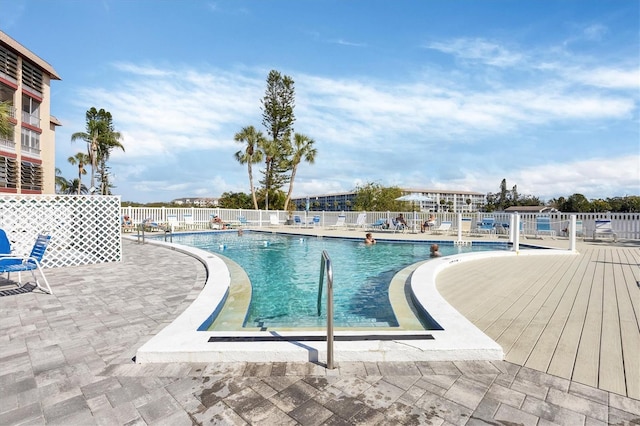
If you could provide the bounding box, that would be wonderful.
[426,38,524,67]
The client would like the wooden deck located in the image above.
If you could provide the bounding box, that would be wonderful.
[437,245,640,400]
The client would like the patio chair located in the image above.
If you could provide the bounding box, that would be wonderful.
[459,217,472,235]
[474,217,496,236]
[269,213,280,227]
[432,221,452,235]
[184,214,195,229]
[167,214,180,231]
[0,234,52,294]
[121,216,134,233]
[311,215,321,227]
[0,228,12,255]
[328,215,346,230]
[237,216,248,227]
[535,215,556,238]
[293,215,303,228]
[348,213,367,229]
[390,218,407,233]
[593,219,617,242]
[368,218,387,230]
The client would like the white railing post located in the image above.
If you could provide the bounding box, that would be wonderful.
[457,213,462,241]
[569,215,577,252]
[513,213,520,253]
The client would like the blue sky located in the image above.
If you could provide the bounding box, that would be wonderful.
[1,0,638,204]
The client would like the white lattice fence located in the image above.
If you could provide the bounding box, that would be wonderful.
[0,194,122,268]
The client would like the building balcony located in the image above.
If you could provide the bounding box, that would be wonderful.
[0,137,15,151]
[20,144,40,157]
[21,111,40,128]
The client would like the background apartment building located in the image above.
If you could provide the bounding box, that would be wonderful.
[292,188,486,213]
[0,31,60,194]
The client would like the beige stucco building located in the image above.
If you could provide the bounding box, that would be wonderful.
[0,30,61,194]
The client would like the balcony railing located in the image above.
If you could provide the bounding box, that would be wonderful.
[0,137,15,151]
[20,144,40,156]
[21,111,40,128]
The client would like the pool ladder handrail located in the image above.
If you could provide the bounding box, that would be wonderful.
[317,250,335,369]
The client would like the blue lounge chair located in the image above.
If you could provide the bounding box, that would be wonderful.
[369,218,387,230]
[475,217,495,235]
[0,229,12,255]
[0,234,52,294]
[535,215,556,238]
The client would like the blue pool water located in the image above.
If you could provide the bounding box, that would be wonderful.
[163,232,510,329]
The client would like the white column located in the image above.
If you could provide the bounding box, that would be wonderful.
[569,215,576,252]
[513,213,520,253]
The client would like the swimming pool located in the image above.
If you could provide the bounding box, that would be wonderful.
[162,232,510,330]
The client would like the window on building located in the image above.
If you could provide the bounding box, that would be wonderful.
[0,156,18,188]
[20,160,42,191]
[20,128,40,156]
[21,61,43,95]
[0,46,18,82]
[21,94,40,127]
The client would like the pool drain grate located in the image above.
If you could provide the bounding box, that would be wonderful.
[208,334,434,343]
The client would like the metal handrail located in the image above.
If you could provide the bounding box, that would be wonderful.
[317,250,335,369]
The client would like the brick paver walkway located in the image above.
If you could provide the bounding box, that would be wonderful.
[1,239,639,425]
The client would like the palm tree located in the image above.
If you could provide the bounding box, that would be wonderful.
[95,113,123,195]
[66,178,89,195]
[55,168,72,194]
[71,108,123,194]
[0,101,14,139]
[67,152,90,195]
[234,126,265,210]
[283,133,317,212]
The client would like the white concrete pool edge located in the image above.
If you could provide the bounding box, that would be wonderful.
[132,236,579,364]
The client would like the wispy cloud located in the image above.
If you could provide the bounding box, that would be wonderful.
[426,38,524,67]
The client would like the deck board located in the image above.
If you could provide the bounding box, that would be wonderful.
[523,252,588,372]
[437,246,639,399]
[546,249,597,380]
[599,250,626,395]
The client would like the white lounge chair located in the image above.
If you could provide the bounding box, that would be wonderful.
[432,221,452,235]
[184,214,195,229]
[349,213,367,229]
[329,215,346,229]
[269,214,280,227]
[593,219,617,242]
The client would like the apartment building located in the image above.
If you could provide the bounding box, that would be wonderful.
[292,188,486,213]
[0,31,61,194]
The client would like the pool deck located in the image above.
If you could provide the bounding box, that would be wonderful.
[0,227,638,425]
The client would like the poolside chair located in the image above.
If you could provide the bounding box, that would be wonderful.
[355,213,367,228]
[329,215,346,230]
[390,218,407,233]
[0,234,52,294]
[167,214,180,231]
[593,219,617,242]
[432,221,452,235]
[237,216,248,227]
[535,215,556,238]
[311,215,321,227]
[184,214,195,229]
[0,229,12,255]
[293,215,303,228]
[269,213,280,227]
[459,217,472,235]
[368,218,387,230]
[474,217,496,236]
[143,218,164,232]
[121,216,134,233]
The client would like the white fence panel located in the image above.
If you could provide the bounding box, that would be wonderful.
[1,194,122,268]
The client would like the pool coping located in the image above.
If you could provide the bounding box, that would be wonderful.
[133,235,578,364]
